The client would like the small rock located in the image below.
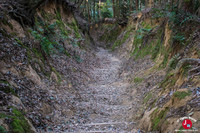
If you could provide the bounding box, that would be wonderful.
[187,105,191,111]
[196,90,199,95]
[50,72,58,82]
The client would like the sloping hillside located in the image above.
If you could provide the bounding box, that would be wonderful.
[109,9,200,132]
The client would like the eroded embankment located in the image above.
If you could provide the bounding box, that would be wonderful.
[107,10,200,133]
[0,1,100,133]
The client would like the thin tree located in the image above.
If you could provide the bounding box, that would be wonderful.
[129,0,133,13]
[112,0,116,18]
[93,0,96,22]
[99,0,101,19]
[136,0,139,11]
[87,0,91,23]
[145,0,148,8]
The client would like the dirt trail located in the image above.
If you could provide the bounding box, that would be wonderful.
[63,48,137,133]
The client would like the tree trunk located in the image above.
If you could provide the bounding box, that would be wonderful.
[136,0,139,11]
[116,0,119,18]
[129,0,133,13]
[112,0,115,18]
[93,0,95,22]
[84,0,87,17]
[145,0,148,8]
[149,0,152,8]
[99,0,101,19]
[87,0,91,23]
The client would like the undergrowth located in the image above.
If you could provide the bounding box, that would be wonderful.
[151,107,169,130]
[0,107,31,133]
[30,9,82,58]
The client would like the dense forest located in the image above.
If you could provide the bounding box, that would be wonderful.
[76,0,200,22]
[0,0,200,133]
[1,0,200,24]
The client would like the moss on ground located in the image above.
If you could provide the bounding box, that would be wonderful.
[174,91,191,100]
[0,107,32,133]
[134,77,144,84]
[151,107,169,130]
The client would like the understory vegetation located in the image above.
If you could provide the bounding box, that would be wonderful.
[0,107,31,133]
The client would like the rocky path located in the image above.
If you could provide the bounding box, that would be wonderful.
[62,48,137,133]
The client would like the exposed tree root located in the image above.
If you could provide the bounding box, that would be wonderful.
[175,58,200,74]
[188,66,200,80]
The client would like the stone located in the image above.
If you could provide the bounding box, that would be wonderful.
[24,65,42,86]
[50,72,58,82]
